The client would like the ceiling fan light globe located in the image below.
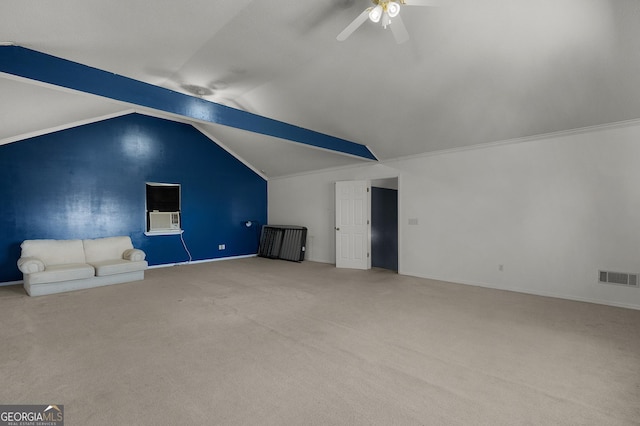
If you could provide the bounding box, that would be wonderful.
[369,5,383,23]
[387,2,401,17]
[381,12,391,27]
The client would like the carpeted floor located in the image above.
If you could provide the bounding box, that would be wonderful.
[1,257,639,425]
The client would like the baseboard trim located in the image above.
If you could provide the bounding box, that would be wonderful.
[406,272,640,311]
[9,260,635,311]
[148,254,257,269]
[0,256,258,286]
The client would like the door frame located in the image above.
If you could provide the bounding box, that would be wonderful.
[335,175,401,272]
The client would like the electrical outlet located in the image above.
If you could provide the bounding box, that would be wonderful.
[218,244,225,250]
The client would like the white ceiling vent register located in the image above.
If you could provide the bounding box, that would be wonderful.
[599,270,639,288]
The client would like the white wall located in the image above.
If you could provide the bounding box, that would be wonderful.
[269,122,640,310]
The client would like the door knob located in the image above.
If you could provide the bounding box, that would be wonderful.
[335,227,340,231]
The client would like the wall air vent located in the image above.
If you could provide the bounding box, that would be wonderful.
[599,270,639,287]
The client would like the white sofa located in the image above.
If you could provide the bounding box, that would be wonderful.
[17,236,148,296]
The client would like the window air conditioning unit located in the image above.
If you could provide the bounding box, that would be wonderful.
[148,211,180,232]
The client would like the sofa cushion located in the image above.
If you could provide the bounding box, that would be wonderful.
[83,236,134,263]
[90,259,148,277]
[21,239,86,266]
[25,263,95,285]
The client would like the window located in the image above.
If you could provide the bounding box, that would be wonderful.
[145,183,182,234]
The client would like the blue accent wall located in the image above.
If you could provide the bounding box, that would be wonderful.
[0,113,267,282]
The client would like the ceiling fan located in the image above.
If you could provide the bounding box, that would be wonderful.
[337,0,436,44]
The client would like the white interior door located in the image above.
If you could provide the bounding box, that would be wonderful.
[335,180,371,269]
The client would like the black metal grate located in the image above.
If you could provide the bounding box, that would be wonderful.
[599,270,640,287]
[258,225,307,262]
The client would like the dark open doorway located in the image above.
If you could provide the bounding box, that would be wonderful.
[371,182,398,272]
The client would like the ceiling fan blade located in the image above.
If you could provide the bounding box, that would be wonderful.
[337,8,371,41]
[390,14,410,44]
[401,0,439,6]
[302,0,358,34]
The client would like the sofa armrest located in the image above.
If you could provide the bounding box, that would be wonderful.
[123,249,146,262]
[17,257,45,274]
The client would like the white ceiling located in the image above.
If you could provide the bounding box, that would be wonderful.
[2,0,640,177]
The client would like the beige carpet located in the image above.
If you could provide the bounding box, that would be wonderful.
[1,257,639,425]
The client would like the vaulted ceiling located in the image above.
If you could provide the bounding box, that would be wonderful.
[2,0,640,178]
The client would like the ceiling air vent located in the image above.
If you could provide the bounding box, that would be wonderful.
[599,270,639,287]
